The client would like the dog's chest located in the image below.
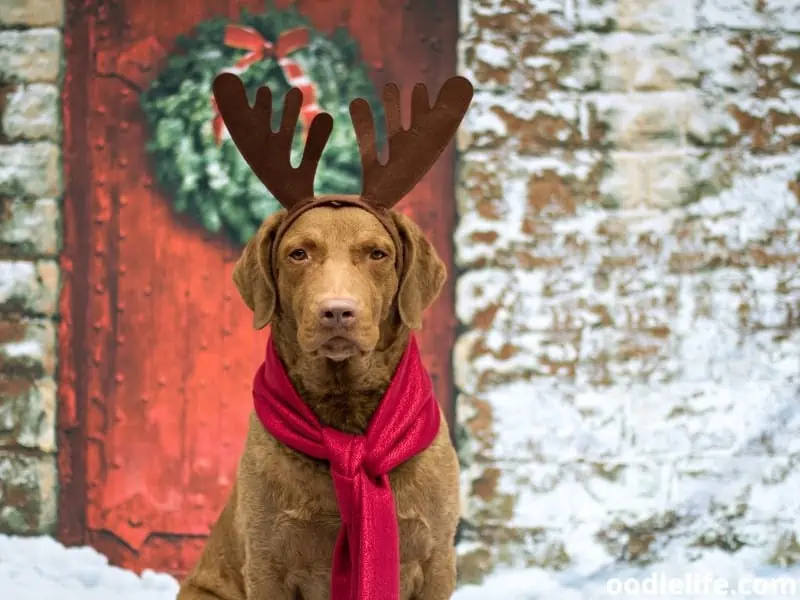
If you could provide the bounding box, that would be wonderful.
[268,437,436,561]
[267,492,434,599]
[274,510,433,561]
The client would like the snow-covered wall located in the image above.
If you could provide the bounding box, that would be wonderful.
[0,0,63,534]
[455,0,800,584]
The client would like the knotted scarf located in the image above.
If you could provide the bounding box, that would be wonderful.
[252,335,441,600]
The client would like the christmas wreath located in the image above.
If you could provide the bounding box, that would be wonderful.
[140,6,386,245]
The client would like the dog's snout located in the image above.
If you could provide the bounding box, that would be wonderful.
[318,297,359,328]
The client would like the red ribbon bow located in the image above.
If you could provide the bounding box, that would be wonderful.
[211,24,321,145]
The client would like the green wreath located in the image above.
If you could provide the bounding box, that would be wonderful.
[140,5,386,245]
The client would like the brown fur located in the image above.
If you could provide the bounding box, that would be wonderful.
[178,206,460,600]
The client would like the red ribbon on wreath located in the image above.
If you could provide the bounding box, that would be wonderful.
[211,24,322,145]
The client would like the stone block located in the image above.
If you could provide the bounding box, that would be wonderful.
[585,91,689,149]
[577,0,696,32]
[597,33,698,91]
[0,197,60,256]
[576,0,619,30]
[476,382,625,462]
[581,326,678,384]
[460,2,594,95]
[491,34,601,97]
[456,157,506,219]
[697,0,759,29]
[461,93,511,151]
[0,29,61,83]
[1,83,60,141]
[598,151,648,208]
[588,90,738,149]
[462,0,572,47]
[570,460,672,523]
[0,0,64,27]
[727,94,800,153]
[689,34,755,93]
[0,318,56,378]
[464,458,576,530]
[687,103,741,148]
[465,90,583,152]
[456,525,570,584]
[640,151,699,209]
[529,34,602,94]
[698,0,800,31]
[0,260,59,315]
[525,161,604,217]
[625,383,752,457]
[692,32,800,98]
[0,451,57,534]
[0,142,61,198]
[462,39,516,89]
[0,376,56,452]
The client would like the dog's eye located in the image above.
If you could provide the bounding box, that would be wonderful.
[369,249,388,260]
[289,249,308,261]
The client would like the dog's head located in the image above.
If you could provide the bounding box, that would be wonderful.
[212,73,472,360]
[232,206,445,361]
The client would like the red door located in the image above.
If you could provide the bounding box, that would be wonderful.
[59,0,458,576]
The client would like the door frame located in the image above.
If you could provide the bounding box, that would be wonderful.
[57,0,459,553]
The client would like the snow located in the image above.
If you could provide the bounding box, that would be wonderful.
[0,535,178,600]
[5,534,800,599]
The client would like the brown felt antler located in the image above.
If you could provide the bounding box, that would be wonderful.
[349,76,473,208]
[212,72,334,209]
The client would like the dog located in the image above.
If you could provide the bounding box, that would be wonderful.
[177,72,472,600]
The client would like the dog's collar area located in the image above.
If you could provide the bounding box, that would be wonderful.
[269,195,406,281]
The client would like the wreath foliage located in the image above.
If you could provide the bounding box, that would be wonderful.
[140,6,386,245]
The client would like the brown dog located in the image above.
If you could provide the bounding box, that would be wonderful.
[178,204,458,600]
[177,73,472,600]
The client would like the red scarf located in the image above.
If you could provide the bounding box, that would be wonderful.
[252,335,441,600]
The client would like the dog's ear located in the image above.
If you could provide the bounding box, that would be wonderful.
[232,211,284,330]
[391,212,447,330]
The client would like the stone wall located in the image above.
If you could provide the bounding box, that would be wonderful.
[455,0,800,583]
[0,0,63,534]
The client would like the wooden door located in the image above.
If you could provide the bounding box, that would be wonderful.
[59,0,458,576]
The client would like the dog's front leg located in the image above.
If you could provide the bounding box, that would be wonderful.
[416,547,457,600]
[177,582,236,600]
[178,494,246,600]
[243,552,295,600]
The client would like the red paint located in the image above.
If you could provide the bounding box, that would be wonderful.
[60,0,458,577]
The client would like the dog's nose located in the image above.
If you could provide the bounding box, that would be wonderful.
[318,297,359,328]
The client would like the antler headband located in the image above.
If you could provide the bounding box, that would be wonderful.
[211,72,474,275]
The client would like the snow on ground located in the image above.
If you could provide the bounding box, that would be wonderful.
[3,534,800,600]
[0,535,178,600]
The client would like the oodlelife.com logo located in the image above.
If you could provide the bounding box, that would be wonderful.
[606,573,731,596]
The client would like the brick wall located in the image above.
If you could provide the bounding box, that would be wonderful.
[0,0,63,534]
[455,0,800,583]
